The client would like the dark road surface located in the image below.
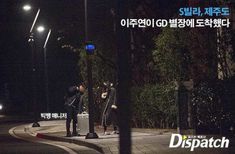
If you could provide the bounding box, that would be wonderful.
[0,115,101,154]
[0,122,67,154]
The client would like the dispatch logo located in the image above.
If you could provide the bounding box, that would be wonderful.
[169,134,230,151]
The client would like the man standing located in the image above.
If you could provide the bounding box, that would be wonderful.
[64,83,85,137]
[101,82,118,135]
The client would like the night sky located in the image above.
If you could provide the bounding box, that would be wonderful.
[0,0,86,114]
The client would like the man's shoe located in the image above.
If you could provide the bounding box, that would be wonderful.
[104,131,110,135]
[72,132,78,136]
[111,131,118,135]
[66,132,72,137]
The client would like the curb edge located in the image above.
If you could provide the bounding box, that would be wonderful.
[36,133,111,154]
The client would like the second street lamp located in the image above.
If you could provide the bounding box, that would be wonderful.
[35,25,52,115]
[37,25,45,33]
[33,24,51,114]
[30,25,46,127]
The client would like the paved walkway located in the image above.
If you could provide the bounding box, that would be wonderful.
[17,120,235,154]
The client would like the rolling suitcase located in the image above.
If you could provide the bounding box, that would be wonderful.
[77,112,89,135]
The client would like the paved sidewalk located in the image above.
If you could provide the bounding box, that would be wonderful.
[21,120,234,154]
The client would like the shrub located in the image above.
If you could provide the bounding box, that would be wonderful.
[131,83,177,128]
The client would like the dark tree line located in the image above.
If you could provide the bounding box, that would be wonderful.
[31,0,235,133]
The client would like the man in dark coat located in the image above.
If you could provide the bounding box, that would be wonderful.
[64,84,85,137]
[101,82,118,135]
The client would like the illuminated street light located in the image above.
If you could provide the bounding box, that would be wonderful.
[37,25,45,33]
[23,4,32,11]
[0,104,3,110]
[22,4,41,127]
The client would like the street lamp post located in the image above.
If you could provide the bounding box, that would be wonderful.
[43,29,51,113]
[23,5,41,127]
[84,0,98,139]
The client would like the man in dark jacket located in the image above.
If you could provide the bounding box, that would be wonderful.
[64,84,85,137]
[101,82,118,135]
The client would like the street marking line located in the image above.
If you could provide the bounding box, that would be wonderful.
[9,126,77,154]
